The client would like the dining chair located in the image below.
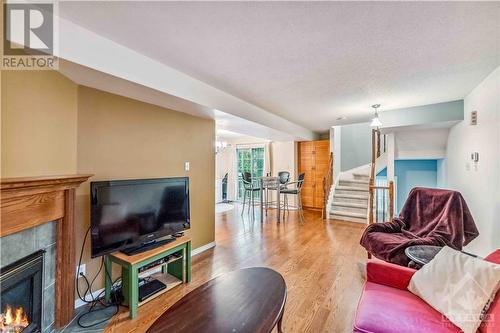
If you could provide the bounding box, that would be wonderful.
[221,173,228,203]
[241,172,260,215]
[280,173,306,222]
[263,171,290,214]
[277,171,290,187]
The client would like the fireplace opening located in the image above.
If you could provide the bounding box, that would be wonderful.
[0,251,44,333]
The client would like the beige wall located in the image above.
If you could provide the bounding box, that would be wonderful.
[76,86,215,292]
[1,71,215,297]
[1,71,78,177]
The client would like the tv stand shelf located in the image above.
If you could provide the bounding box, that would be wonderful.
[138,272,182,306]
[104,236,191,319]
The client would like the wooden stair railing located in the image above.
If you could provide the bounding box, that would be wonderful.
[368,129,394,258]
[322,152,334,219]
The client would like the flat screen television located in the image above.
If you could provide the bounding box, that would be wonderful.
[90,177,190,258]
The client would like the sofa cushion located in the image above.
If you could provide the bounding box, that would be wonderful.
[480,250,500,333]
[354,282,460,333]
[408,247,500,333]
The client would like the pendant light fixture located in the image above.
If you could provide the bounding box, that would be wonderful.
[370,104,382,128]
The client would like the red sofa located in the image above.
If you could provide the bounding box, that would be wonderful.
[353,250,500,333]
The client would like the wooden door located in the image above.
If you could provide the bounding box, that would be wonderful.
[298,141,315,208]
[298,140,330,210]
[313,140,330,208]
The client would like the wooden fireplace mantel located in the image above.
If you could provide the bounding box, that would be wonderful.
[1,174,92,327]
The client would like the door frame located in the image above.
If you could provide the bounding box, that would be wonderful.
[234,143,267,202]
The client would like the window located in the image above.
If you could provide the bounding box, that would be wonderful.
[236,147,265,200]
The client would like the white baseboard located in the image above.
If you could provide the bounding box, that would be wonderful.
[191,241,215,256]
[74,241,216,309]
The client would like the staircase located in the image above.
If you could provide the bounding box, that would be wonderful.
[329,172,369,223]
[325,128,394,225]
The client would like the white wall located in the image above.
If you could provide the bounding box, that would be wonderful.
[445,66,500,256]
[379,100,463,129]
[216,145,236,201]
[436,159,446,188]
[394,128,449,160]
[216,136,268,201]
[331,126,342,183]
[340,122,371,171]
[270,141,298,206]
[271,141,296,179]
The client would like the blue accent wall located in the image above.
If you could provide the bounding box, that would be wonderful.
[378,160,438,213]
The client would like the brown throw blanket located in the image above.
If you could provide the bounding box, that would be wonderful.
[360,187,479,266]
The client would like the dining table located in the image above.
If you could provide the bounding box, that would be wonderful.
[259,176,282,223]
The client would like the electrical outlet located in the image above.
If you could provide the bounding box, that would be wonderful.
[76,264,86,278]
[185,162,190,171]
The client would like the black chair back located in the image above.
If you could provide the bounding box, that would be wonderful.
[297,173,306,189]
[242,172,253,189]
[222,173,228,200]
[278,171,290,185]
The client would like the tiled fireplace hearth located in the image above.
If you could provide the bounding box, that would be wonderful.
[1,222,57,332]
[0,175,91,331]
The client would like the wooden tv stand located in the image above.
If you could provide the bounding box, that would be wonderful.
[104,236,191,319]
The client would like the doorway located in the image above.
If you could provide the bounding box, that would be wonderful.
[236,147,265,201]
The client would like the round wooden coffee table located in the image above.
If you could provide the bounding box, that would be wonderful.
[146,267,287,333]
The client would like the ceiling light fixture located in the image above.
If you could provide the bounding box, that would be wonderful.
[215,140,229,154]
[370,104,382,128]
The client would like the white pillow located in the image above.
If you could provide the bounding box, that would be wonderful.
[408,246,500,333]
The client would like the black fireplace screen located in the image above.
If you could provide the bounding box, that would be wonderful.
[0,250,44,333]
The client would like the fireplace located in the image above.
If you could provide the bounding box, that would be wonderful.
[1,175,91,328]
[0,251,44,333]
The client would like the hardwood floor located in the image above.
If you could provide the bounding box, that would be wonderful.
[104,205,367,333]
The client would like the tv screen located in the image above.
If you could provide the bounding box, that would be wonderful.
[90,177,190,258]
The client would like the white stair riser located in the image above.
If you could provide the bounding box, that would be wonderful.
[338,180,369,189]
[331,205,366,215]
[330,209,365,218]
[332,196,368,205]
[331,201,366,208]
[335,188,369,196]
[330,214,366,224]
[352,174,370,181]
[339,178,369,184]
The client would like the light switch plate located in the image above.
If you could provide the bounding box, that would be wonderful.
[471,111,478,125]
[185,162,190,171]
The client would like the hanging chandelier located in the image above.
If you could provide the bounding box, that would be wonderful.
[370,104,382,128]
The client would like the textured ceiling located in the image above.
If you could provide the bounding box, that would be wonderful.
[60,1,500,132]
